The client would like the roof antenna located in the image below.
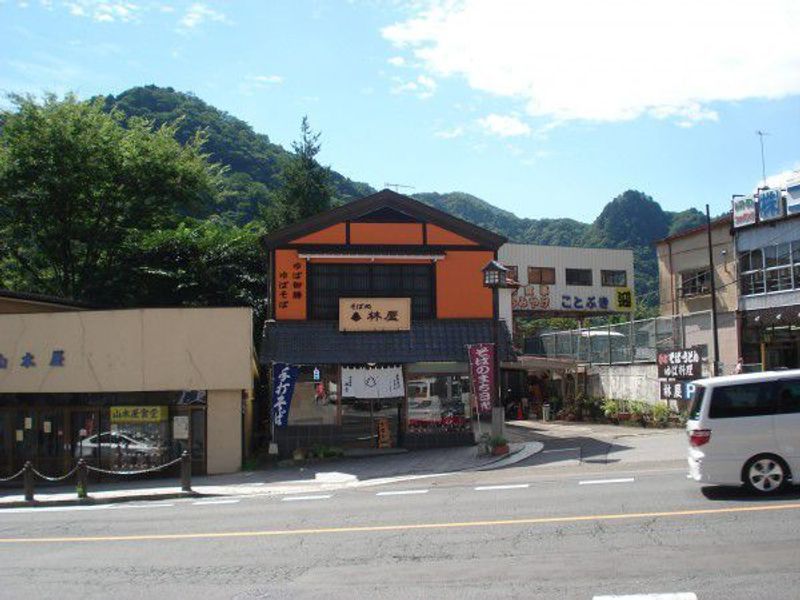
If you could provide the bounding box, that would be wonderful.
[756,130,770,188]
[384,183,415,193]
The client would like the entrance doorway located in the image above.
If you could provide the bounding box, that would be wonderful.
[340,396,403,448]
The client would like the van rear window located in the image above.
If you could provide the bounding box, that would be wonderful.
[688,385,705,420]
[709,382,775,419]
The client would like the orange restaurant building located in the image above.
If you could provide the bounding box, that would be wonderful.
[259,190,513,453]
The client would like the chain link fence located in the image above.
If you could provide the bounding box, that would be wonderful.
[538,310,713,365]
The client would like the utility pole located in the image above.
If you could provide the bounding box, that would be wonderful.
[706,204,720,376]
[756,130,770,187]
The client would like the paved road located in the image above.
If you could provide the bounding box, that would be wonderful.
[1,445,799,600]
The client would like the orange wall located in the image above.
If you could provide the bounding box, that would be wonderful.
[427,224,478,246]
[436,251,494,318]
[350,223,423,245]
[274,249,306,320]
[291,223,346,244]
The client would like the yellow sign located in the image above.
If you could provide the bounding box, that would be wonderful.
[339,298,411,332]
[613,287,634,312]
[110,406,167,424]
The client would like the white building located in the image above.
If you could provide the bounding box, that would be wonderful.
[498,243,635,325]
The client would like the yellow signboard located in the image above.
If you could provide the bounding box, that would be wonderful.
[613,287,634,312]
[339,298,411,332]
[110,406,167,424]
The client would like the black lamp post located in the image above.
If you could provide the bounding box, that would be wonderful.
[482,260,509,437]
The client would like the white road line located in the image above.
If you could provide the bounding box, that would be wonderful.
[281,494,332,502]
[579,478,635,486]
[375,490,429,497]
[0,504,116,514]
[593,594,697,600]
[474,484,530,491]
[122,503,175,508]
[193,499,241,506]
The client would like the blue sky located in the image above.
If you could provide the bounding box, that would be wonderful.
[1,0,798,222]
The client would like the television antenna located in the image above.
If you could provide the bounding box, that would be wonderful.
[384,183,415,193]
[756,130,770,188]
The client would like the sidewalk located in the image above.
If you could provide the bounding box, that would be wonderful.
[0,441,543,508]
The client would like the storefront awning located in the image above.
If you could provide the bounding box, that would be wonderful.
[260,319,514,365]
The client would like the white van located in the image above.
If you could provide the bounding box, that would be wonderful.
[686,369,800,495]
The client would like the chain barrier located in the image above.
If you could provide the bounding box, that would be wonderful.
[0,468,26,483]
[30,464,79,483]
[84,455,184,477]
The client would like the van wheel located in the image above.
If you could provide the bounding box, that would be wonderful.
[743,455,790,494]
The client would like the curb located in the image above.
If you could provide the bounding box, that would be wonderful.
[0,490,203,510]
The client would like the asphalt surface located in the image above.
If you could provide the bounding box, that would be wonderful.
[1,430,799,600]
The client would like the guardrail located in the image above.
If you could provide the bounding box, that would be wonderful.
[0,451,192,503]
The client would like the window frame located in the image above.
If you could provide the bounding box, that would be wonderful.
[708,382,777,419]
[679,269,711,298]
[565,268,592,287]
[600,269,627,287]
[527,266,556,285]
[740,240,800,297]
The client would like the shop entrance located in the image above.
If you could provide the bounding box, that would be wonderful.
[340,396,403,448]
[10,409,66,475]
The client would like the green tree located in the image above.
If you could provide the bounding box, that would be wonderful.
[263,116,333,227]
[0,93,223,302]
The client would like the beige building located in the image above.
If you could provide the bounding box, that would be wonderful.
[656,215,739,374]
[0,307,254,476]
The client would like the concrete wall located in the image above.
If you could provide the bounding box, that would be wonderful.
[207,389,243,474]
[587,362,713,405]
[0,308,253,393]
[657,222,737,316]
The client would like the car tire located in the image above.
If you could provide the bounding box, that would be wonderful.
[742,454,790,495]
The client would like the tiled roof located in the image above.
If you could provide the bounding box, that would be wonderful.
[260,319,515,365]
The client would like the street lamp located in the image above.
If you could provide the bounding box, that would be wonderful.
[482,260,509,438]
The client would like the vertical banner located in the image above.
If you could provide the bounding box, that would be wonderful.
[272,363,299,428]
[467,343,496,415]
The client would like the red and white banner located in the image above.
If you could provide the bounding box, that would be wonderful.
[467,343,496,415]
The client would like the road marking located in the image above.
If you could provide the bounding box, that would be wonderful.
[1,503,798,544]
[0,504,116,514]
[280,495,332,502]
[593,594,697,600]
[123,503,175,509]
[193,499,241,506]
[376,490,429,496]
[541,447,581,454]
[474,484,530,491]
[579,478,635,486]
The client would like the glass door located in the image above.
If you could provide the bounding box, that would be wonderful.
[0,412,11,476]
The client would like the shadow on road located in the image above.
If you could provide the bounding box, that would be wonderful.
[503,423,632,467]
[700,485,800,502]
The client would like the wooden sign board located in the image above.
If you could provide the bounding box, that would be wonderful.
[339,298,411,332]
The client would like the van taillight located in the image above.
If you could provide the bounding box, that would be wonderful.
[689,429,712,447]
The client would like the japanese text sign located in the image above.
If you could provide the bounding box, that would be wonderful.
[110,406,167,424]
[758,188,784,222]
[339,298,411,332]
[272,363,299,428]
[467,343,496,415]
[733,195,757,228]
[657,347,702,380]
[660,380,696,402]
[613,287,634,312]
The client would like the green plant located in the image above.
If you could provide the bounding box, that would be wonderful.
[488,435,508,449]
[602,398,620,419]
[652,402,670,427]
[76,484,87,499]
[629,401,651,425]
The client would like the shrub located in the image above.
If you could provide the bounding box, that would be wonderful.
[602,398,620,419]
[488,435,508,448]
[652,402,670,427]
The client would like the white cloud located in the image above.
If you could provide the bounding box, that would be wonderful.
[391,73,437,99]
[179,2,229,30]
[477,113,530,137]
[239,74,284,95]
[388,56,406,67]
[382,0,800,126]
[62,1,140,23]
[755,163,800,191]
[434,125,463,139]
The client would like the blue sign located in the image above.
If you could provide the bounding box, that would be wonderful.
[759,188,783,222]
[272,363,299,428]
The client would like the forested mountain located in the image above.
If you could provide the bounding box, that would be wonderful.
[1,85,707,312]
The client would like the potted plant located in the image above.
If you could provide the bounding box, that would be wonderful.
[602,398,620,423]
[488,435,509,456]
[617,400,632,422]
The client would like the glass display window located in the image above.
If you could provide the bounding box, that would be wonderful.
[406,375,472,434]
[287,366,340,426]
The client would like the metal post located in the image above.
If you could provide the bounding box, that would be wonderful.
[180,450,192,492]
[77,459,88,499]
[23,461,34,503]
[706,204,721,376]
[491,287,504,438]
